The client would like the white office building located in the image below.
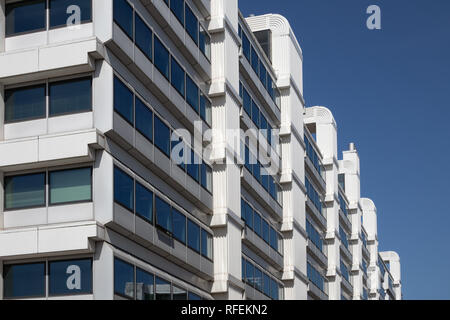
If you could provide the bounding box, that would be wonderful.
[0,0,401,300]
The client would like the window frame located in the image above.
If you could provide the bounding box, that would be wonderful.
[4,83,47,124]
[3,171,47,211]
[3,261,46,300]
[48,257,93,297]
[48,166,93,206]
[5,0,48,38]
[49,0,93,30]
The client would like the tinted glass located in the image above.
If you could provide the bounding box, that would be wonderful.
[259,64,267,87]
[50,0,92,27]
[245,202,253,230]
[201,163,212,193]
[114,77,134,124]
[251,46,259,74]
[199,25,210,59]
[114,258,134,299]
[49,78,92,116]
[113,0,133,39]
[254,212,262,237]
[136,268,154,300]
[155,196,172,233]
[5,85,46,123]
[114,167,134,211]
[188,292,202,300]
[135,97,153,142]
[154,116,171,156]
[200,93,212,125]
[270,279,279,300]
[245,260,254,286]
[173,286,187,300]
[270,227,278,252]
[242,87,251,116]
[187,150,199,182]
[155,277,171,300]
[136,182,153,222]
[263,273,271,297]
[170,0,184,24]
[154,37,170,79]
[172,208,186,244]
[201,229,212,260]
[187,219,200,252]
[242,32,250,61]
[171,136,186,169]
[4,173,45,210]
[6,0,46,36]
[171,57,185,97]
[262,220,269,243]
[251,100,260,127]
[186,76,199,112]
[49,259,92,296]
[4,263,45,298]
[135,14,153,60]
[254,268,263,292]
[49,168,92,205]
[185,5,198,44]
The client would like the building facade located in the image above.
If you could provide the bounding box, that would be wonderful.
[0,0,401,300]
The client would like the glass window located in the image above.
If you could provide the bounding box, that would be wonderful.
[3,263,45,299]
[154,116,171,156]
[172,208,186,244]
[259,63,267,88]
[171,136,186,170]
[154,37,170,79]
[201,229,213,260]
[49,167,92,205]
[113,0,133,39]
[270,227,278,252]
[114,167,134,211]
[242,32,250,61]
[242,86,251,116]
[254,212,262,237]
[114,258,134,299]
[170,0,184,25]
[270,279,279,300]
[260,115,268,137]
[5,84,46,123]
[188,292,202,300]
[187,150,199,182]
[136,268,154,300]
[262,220,270,244]
[49,77,92,116]
[201,162,212,193]
[254,268,263,292]
[173,286,187,300]
[186,76,199,113]
[135,97,153,142]
[171,57,185,97]
[49,259,92,296]
[244,145,252,172]
[136,182,153,223]
[200,93,212,126]
[244,202,253,230]
[199,25,211,59]
[135,14,153,60]
[263,273,271,297]
[5,0,46,36]
[251,46,259,75]
[4,173,45,210]
[251,100,260,127]
[50,0,92,28]
[245,260,254,287]
[155,196,172,233]
[187,219,200,252]
[114,76,134,124]
[185,4,198,44]
[253,161,261,182]
[155,277,171,300]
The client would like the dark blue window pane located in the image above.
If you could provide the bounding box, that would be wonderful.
[136,182,153,222]
[5,84,46,123]
[186,76,199,113]
[270,227,278,252]
[199,25,210,59]
[254,212,262,237]
[114,258,134,299]
[261,170,269,192]
[245,261,254,286]
[267,76,275,101]
[136,268,154,300]
[49,77,92,116]
[114,167,134,211]
[200,93,212,126]
[263,273,271,297]
[135,97,153,142]
[170,0,184,25]
[4,173,45,210]
[201,229,212,260]
[4,263,45,298]
[262,220,270,243]
[114,77,134,124]
[260,115,268,137]
[154,116,171,156]
[245,202,253,230]
[187,150,199,182]
[50,0,92,27]
[242,87,251,116]
[259,63,267,88]
[49,259,92,296]
[6,0,46,36]
[171,136,186,170]
[244,146,252,172]
[201,163,212,193]
[251,46,259,75]
[254,268,263,292]
[155,277,171,300]
[135,14,153,60]
[113,0,133,39]
[185,5,198,44]
[242,32,250,61]
[155,196,172,233]
[187,219,200,252]
[188,292,202,300]
[172,208,186,244]
[251,100,260,127]
[154,37,170,79]
[253,161,261,182]
[171,57,185,97]
[270,279,279,300]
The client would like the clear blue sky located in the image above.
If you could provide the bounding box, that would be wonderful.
[240,0,450,300]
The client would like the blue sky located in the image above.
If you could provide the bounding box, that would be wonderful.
[240,0,450,300]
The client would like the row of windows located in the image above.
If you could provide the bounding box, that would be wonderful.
[340,260,350,282]
[241,257,282,300]
[114,76,212,193]
[3,259,92,299]
[304,134,322,178]
[338,193,349,217]
[306,219,323,253]
[239,82,274,146]
[4,77,92,123]
[361,231,367,248]
[113,1,212,126]
[307,262,325,293]
[4,167,92,211]
[114,258,203,300]
[305,177,323,215]
[238,24,279,107]
[114,167,213,260]
[162,0,210,59]
[243,142,282,204]
[241,198,283,255]
[5,0,92,36]
[339,226,349,249]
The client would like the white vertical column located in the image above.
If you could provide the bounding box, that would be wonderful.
[0,0,5,53]
[362,198,379,299]
[93,242,114,300]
